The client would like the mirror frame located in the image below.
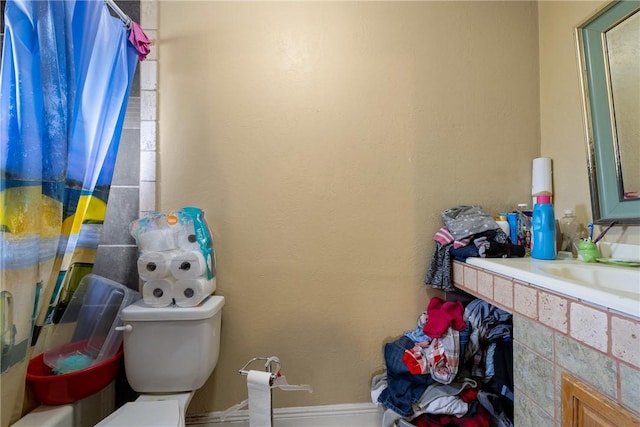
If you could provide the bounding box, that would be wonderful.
[575,0,640,225]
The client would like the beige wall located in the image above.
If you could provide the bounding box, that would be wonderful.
[156,0,559,414]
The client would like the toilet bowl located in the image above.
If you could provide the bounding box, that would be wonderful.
[97,295,225,427]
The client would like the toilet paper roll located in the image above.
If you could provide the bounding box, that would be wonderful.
[175,224,201,251]
[142,278,175,307]
[247,370,273,427]
[139,229,178,252]
[531,157,553,196]
[169,250,207,279]
[173,277,216,308]
[137,250,177,280]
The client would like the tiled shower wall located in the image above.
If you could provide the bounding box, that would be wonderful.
[96,0,159,290]
[0,1,158,291]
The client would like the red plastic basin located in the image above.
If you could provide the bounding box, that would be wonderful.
[27,342,123,405]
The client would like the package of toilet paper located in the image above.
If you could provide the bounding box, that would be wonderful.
[130,207,216,307]
[174,277,216,308]
[176,207,216,280]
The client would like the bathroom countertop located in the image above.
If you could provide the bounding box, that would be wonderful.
[465,255,640,318]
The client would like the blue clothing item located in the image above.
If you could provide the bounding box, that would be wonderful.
[404,327,431,344]
[486,342,496,379]
[404,312,431,343]
[488,323,512,342]
[450,244,479,262]
[458,320,471,360]
[378,336,435,417]
[449,230,524,261]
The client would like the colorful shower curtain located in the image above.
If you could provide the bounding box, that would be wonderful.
[0,1,141,424]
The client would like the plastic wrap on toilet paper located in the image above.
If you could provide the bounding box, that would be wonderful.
[175,221,201,251]
[137,250,177,280]
[130,207,217,308]
[174,278,216,308]
[179,207,216,280]
[138,229,178,252]
[130,207,216,281]
[170,251,207,279]
[142,278,175,307]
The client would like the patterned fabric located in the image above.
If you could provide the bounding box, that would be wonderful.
[441,206,500,241]
[426,206,504,291]
[424,242,454,291]
[426,327,460,385]
[434,226,476,249]
[463,300,512,382]
[434,227,455,246]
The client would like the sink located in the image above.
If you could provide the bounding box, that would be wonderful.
[540,263,639,298]
[465,256,640,318]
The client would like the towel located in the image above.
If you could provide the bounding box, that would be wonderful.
[128,22,151,61]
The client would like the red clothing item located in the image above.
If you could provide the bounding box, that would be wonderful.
[412,402,491,427]
[423,297,467,338]
[458,388,479,403]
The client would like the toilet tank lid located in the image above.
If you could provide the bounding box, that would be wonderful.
[121,295,225,321]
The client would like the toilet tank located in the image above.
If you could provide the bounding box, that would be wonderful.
[119,296,224,393]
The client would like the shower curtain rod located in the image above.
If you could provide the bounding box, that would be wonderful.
[104,0,132,29]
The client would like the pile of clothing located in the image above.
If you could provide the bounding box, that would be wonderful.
[372,297,514,427]
[425,205,525,292]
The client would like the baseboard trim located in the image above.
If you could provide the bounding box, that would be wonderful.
[187,402,383,426]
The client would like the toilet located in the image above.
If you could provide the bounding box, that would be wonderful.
[96,294,225,427]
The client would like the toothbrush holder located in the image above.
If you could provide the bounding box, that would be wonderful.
[577,239,600,263]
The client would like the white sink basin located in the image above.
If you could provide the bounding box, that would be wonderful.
[465,256,640,318]
[540,263,639,298]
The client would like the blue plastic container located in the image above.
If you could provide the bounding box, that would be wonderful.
[531,200,556,260]
[506,213,518,244]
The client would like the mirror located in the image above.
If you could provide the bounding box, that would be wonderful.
[576,0,640,225]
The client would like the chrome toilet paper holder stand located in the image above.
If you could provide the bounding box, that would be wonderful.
[238,356,282,385]
[222,355,313,421]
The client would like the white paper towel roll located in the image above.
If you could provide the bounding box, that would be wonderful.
[532,157,553,196]
[137,250,176,280]
[169,250,207,279]
[247,370,272,427]
[139,229,178,252]
[142,278,175,307]
[173,277,216,308]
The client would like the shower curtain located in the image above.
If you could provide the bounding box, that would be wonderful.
[0,1,140,425]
